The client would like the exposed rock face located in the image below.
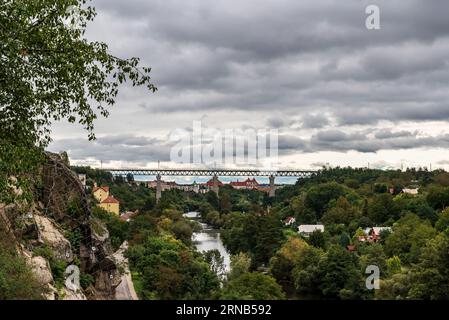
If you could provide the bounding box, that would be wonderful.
[2,152,120,300]
[31,256,54,286]
[34,214,73,262]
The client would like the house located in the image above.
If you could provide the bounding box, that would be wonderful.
[199,177,224,193]
[230,178,259,190]
[93,186,110,203]
[93,185,120,215]
[402,188,419,195]
[370,227,392,242]
[99,195,120,216]
[283,216,296,226]
[298,224,324,237]
[120,211,138,222]
[358,227,392,243]
[357,228,373,242]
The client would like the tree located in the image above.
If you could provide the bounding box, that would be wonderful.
[386,256,402,275]
[203,250,225,278]
[435,208,449,233]
[206,191,220,210]
[426,186,449,210]
[317,245,364,299]
[221,213,284,267]
[228,252,251,280]
[1,0,156,202]
[408,234,449,299]
[126,235,219,299]
[269,237,309,293]
[219,191,231,214]
[219,272,285,300]
[126,173,135,183]
[304,182,347,219]
[292,245,324,298]
[384,213,437,264]
[308,230,326,249]
[359,243,387,277]
[367,193,400,224]
[322,196,361,225]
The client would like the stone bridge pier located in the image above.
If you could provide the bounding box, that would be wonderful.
[211,174,219,196]
[269,175,276,198]
[156,174,162,203]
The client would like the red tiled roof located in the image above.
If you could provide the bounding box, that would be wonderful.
[204,178,224,187]
[230,178,259,187]
[230,181,247,187]
[120,211,138,221]
[93,186,109,193]
[101,196,119,204]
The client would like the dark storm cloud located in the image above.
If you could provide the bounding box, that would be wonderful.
[276,129,449,154]
[50,135,174,163]
[85,0,449,124]
[54,0,449,163]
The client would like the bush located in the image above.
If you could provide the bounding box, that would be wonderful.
[0,224,46,299]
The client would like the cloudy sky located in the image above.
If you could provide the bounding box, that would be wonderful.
[50,0,449,172]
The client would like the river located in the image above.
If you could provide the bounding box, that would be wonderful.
[184,211,231,273]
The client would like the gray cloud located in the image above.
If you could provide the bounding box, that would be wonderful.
[300,114,330,129]
[50,0,449,165]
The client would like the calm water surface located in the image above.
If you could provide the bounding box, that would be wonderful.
[184,211,231,272]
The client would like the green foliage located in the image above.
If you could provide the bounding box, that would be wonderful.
[126,235,219,300]
[292,245,323,298]
[80,273,95,289]
[1,0,156,202]
[221,212,284,267]
[384,213,436,264]
[367,193,400,224]
[220,272,285,300]
[65,228,83,254]
[435,208,449,233]
[322,196,361,226]
[32,244,68,289]
[50,259,68,289]
[307,230,327,249]
[206,191,220,210]
[359,244,387,277]
[228,253,252,280]
[203,250,225,277]
[426,186,449,210]
[270,237,310,294]
[169,219,193,245]
[407,233,449,299]
[386,256,402,275]
[316,245,365,299]
[0,224,46,299]
[92,206,129,250]
[304,182,348,219]
[373,183,388,193]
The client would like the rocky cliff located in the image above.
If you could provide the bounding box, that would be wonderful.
[0,153,120,300]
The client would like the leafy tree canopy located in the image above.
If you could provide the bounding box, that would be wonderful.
[0,0,156,202]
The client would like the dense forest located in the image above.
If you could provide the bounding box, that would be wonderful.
[75,166,449,300]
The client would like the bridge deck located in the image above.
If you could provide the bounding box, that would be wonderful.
[106,168,316,177]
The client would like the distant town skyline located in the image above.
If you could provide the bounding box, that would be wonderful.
[49,0,449,170]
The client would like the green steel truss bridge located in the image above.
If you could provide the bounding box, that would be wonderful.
[106,168,316,178]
